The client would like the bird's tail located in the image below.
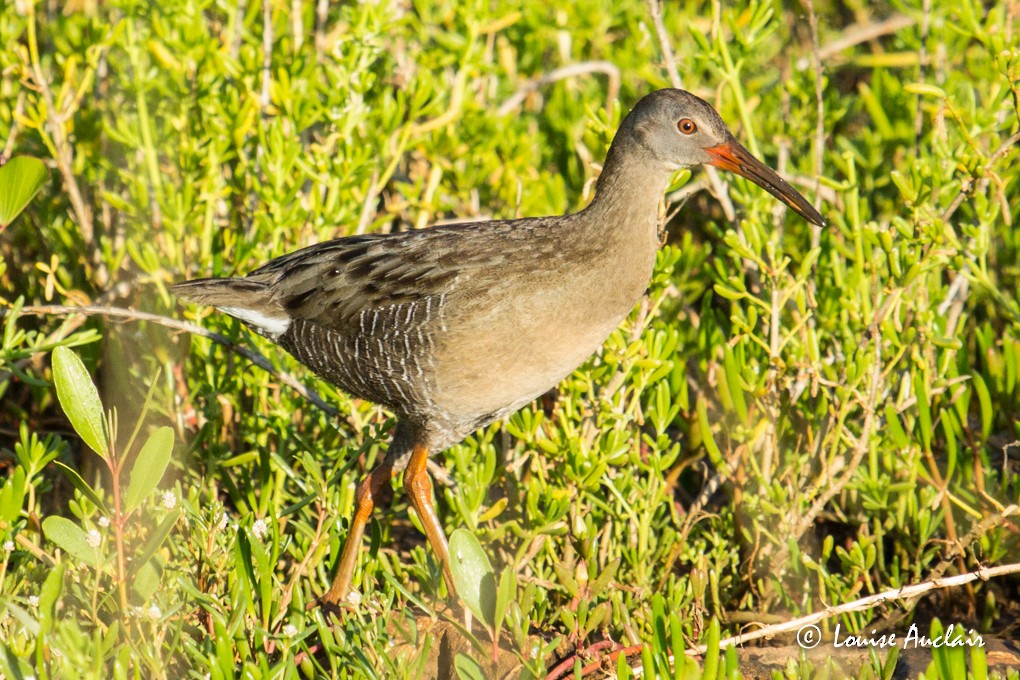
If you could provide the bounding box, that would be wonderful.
[171,277,291,339]
[170,277,272,308]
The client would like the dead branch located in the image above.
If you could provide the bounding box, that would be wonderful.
[497,61,620,116]
[690,560,1020,655]
[13,303,338,417]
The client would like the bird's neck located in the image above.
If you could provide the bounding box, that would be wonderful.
[556,144,673,324]
[580,144,674,246]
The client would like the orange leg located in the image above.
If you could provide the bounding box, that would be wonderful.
[403,444,457,595]
[322,459,396,605]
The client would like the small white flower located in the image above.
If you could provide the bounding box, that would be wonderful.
[3,540,14,552]
[28,595,39,607]
[161,491,177,510]
[347,589,362,605]
[86,529,101,548]
[147,604,162,620]
[98,516,110,528]
[251,519,268,540]
[282,623,298,637]
[217,512,230,531]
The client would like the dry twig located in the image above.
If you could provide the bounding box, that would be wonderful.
[690,561,1020,655]
[13,304,339,417]
[794,15,916,70]
[497,61,620,116]
[10,304,458,486]
[548,561,1020,677]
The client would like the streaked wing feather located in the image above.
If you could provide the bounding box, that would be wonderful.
[249,221,526,333]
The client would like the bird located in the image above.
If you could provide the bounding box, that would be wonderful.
[171,88,825,606]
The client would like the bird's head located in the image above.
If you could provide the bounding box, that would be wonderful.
[618,88,826,227]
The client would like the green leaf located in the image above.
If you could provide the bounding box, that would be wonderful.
[883,405,909,449]
[36,565,59,632]
[722,345,748,424]
[971,372,993,439]
[132,560,160,601]
[945,622,967,679]
[38,561,65,621]
[640,644,656,677]
[233,530,256,595]
[130,510,180,576]
[590,558,620,598]
[246,525,273,627]
[903,82,947,98]
[3,601,40,637]
[696,397,723,465]
[724,644,739,678]
[52,347,109,460]
[0,156,48,228]
[930,618,951,680]
[53,461,108,515]
[702,618,720,680]
[493,567,516,632]
[712,283,747,301]
[913,371,932,453]
[882,645,899,680]
[0,467,27,524]
[124,426,174,513]
[617,649,632,678]
[452,653,487,680]
[449,528,496,631]
[652,593,668,656]
[42,516,102,568]
[971,635,988,680]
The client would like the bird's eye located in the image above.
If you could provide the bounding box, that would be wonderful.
[677,118,697,135]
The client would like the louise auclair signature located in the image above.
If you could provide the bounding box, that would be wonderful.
[796,622,985,649]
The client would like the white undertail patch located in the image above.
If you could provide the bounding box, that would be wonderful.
[218,306,291,340]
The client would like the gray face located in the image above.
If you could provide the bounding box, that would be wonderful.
[619,89,826,227]
[622,89,732,170]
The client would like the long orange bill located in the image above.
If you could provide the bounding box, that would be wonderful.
[705,136,826,227]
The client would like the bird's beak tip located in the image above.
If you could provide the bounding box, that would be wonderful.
[704,139,827,228]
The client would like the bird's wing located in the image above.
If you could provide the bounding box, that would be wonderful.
[249,221,523,334]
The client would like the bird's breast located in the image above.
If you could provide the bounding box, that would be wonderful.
[429,223,659,424]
